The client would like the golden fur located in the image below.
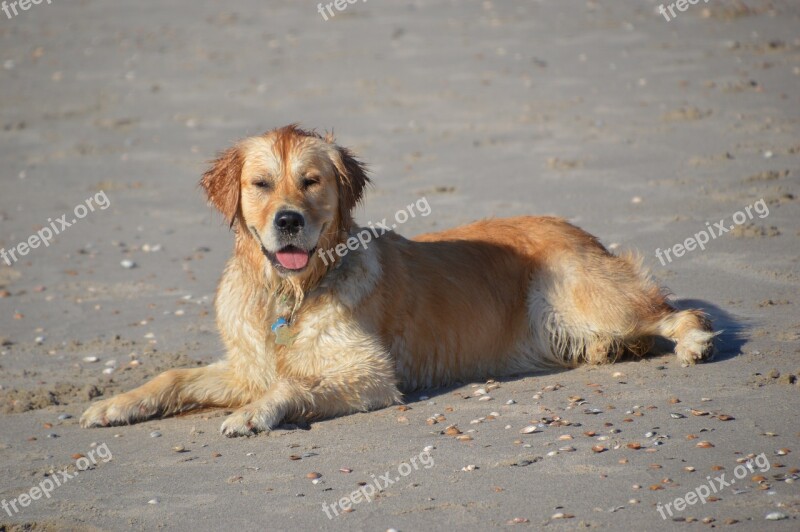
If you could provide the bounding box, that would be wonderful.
[81,125,715,436]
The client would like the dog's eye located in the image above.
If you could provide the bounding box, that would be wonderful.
[253,180,272,190]
[301,177,320,189]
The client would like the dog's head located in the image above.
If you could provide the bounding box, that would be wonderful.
[200,125,369,279]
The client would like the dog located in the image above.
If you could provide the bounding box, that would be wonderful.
[81,125,716,436]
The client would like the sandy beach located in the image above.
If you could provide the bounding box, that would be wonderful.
[0,0,798,530]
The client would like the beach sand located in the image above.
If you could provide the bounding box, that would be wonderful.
[0,0,798,529]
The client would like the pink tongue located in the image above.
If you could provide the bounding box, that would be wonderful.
[276,248,309,270]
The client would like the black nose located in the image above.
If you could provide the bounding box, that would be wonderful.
[274,210,305,234]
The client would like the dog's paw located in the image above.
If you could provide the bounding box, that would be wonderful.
[220,409,275,438]
[80,395,155,428]
[675,330,716,365]
[219,409,270,438]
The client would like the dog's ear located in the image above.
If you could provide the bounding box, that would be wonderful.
[329,144,370,226]
[200,145,243,227]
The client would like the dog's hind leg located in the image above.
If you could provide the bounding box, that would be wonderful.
[81,362,246,427]
[529,250,714,367]
[651,307,716,365]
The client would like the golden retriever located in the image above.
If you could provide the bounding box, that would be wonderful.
[81,125,715,436]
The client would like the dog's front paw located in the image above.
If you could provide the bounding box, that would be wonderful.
[80,394,155,428]
[220,408,278,438]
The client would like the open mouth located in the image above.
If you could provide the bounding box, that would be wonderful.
[267,245,314,272]
[248,225,322,274]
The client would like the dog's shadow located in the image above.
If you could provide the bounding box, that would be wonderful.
[402,298,747,404]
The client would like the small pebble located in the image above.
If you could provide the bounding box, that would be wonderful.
[148,498,159,505]
[102,368,114,375]
[83,356,99,363]
[172,445,186,452]
[506,399,516,405]
[150,431,162,438]
[462,464,477,471]
[306,472,321,480]
[121,259,136,269]
[58,414,72,421]
[765,512,787,521]
[520,426,540,434]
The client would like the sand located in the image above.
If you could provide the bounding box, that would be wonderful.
[0,0,798,530]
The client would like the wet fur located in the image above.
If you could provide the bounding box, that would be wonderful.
[81,125,716,436]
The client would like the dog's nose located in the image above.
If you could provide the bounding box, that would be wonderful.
[274,210,305,234]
